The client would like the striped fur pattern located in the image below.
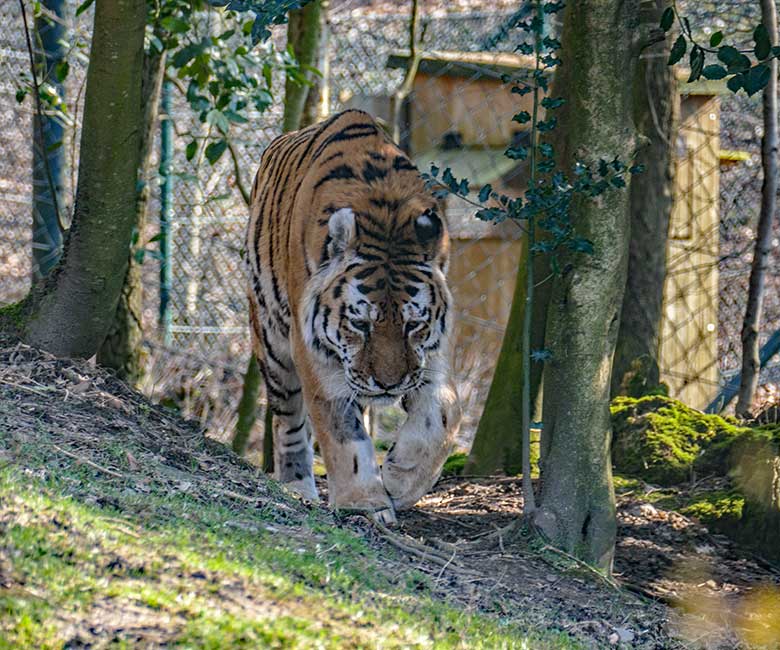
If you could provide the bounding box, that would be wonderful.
[246,110,460,523]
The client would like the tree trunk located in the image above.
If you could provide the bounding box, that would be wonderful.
[233,354,262,456]
[20,0,146,358]
[533,0,638,572]
[611,0,679,398]
[388,0,421,145]
[282,0,323,133]
[97,48,167,382]
[465,245,549,475]
[735,0,778,418]
[301,0,330,127]
[32,0,67,279]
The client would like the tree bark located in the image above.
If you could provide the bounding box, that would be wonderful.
[97,48,167,382]
[388,0,422,145]
[735,0,778,418]
[21,0,146,358]
[533,0,638,572]
[611,0,679,398]
[282,0,323,133]
[301,0,330,127]
[464,246,549,475]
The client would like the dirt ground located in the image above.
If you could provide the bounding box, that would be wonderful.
[1,338,779,649]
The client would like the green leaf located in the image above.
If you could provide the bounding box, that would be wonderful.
[147,232,164,244]
[478,184,492,203]
[15,88,27,103]
[754,24,771,60]
[186,140,198,161]
[743,64,771,96]
[629,163,645,175]
[54,61,69,83]
[702,64,727,80]
[512,111,531,124]
[205,140,227,165]
[75,0,94,16]
[206,109,230,134]
[659,7,674,32]
[540,96,565,109]
[668,35,686,66]
[709,31,723,47]
[161,16,190,34]
[718,45,749,73]
[688,45,704,82]
[429,164,439,177]
[539,143,553,157]
[726,73,744,93]
[504,146,528,160]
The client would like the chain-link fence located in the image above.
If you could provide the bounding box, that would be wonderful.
[2,0,779,449]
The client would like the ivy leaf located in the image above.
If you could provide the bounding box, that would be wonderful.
[629,163,646,175]
[610,175,626,188]
[541,96,565,109]
[754,23,771,60]
[512,111,531,124]
[539,143,553,157]
[709,31,723,47]
[429,164,439,177]
[568,237,594,254]
[688,45,704,82]
[205,139,228,164]
[478,184,492,203]
[702,64,727,80]
[15,88,27,103]
[659,7,674,32]
[668,35,686,66]
[186,140,198,161]
[511,85,533,96]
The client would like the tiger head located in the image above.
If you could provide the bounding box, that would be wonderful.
[302,191,452,404]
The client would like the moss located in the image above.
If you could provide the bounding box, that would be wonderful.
[610,395,749,485]
[679,490,744,527]
[441,452,468,477]
[0,298,31,336]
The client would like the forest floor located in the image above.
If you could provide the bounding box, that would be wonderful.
[1,339,779,650]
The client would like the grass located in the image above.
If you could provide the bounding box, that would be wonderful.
[0,458,582,650]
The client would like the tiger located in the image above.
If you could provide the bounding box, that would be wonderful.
[245,109,460,524]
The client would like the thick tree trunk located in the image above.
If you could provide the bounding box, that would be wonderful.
[465,245,549,475]
[282,0,323,133]
[735,0,778,418]
[97,48,167,382]
[21,0,146,358]
[533,0,638,572]
[611,0,679,398]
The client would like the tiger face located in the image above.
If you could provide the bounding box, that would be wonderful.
[302,196,451,404]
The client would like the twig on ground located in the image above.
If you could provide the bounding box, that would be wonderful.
[52,444,125,479]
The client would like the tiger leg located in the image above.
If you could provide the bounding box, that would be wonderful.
[249,294,318,502]
[304,394,396,524]
[382,378,461,510]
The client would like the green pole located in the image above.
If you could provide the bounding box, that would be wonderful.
[159,80,173,344]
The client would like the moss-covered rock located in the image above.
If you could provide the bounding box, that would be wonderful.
[610,395,746,485]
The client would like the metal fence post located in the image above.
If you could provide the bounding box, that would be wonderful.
[159,79,173,344]
[32,0,66,279]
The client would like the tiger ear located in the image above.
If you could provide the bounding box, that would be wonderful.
[327,207,356,257]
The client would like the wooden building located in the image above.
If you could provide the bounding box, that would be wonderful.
[386,50,739,409]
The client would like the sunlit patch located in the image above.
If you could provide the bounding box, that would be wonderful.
[737,586,780,647]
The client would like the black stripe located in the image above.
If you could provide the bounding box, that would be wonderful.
[314,164,356,190]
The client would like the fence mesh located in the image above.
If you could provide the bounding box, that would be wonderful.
[2,0,780,449]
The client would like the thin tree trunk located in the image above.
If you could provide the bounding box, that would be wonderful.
[611,0,679,398]
[464,240,549,475]
[736,0,778,418]
[20,0,146,358]
[388,0,421,145]
[97,48,167,382]
[533,0,638,572]
[282,0,323,133]
[301,0,330,126]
